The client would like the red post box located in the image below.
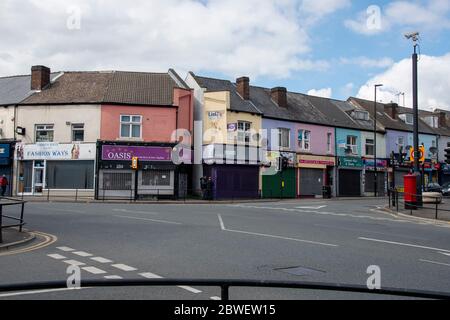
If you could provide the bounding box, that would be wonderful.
[404,174,417,210]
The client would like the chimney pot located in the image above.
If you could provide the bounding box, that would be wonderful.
[236,76,250,100]
[271,87,287,108]
[31,65,51,91]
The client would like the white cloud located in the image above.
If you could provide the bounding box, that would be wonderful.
[300,0,350,24]
[0,0,349,79]
[356,52,450,110]
[345,0,450,36]
[340,57,394,68]
[307,87,332,98]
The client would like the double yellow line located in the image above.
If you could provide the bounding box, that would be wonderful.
[0,231,57,256]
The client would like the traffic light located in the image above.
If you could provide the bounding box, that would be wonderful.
[131,157,139,170]
[445,148,450,164]
[281,157,289,170]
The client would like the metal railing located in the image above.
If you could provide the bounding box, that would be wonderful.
[388,188,450,220]
[0,278,448,300]
[0,198,26,243]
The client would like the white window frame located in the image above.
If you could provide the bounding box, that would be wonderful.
[353,110,369,121]
[71,123,85,142]
[35,124,54,142]
[297,129,311,151]
[278,128,290,149]
[347,135,358,155]
[120,115,142,139]
[365,138,374,156]
[237,121,251,144]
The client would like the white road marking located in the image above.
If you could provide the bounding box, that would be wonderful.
[73,251,93,257]
[63,259,85,266]
[112,264,137,271]
[140,272,163,279]
[218,214,338,247]
[57,246,75,252]
[104,275,123,279]
[82,266,107,274]
[438,252,450,257]
[210,296,221,300]
[45,207,86,214]
[113,209,158,215]
[419,259,450,267]
[358,237,450,253]
[178,286,202,294]
[91,257,113,263]
[114,215,182,225]
[47,253,66,260]
[296,205,327,210]
[0,288,86,298]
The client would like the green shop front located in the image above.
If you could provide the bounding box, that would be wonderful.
[261,151,296,198]
[337,156,363,197]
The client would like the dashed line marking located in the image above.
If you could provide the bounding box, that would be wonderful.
[114,215,182,225]
[63,259,85,266]
[178,286,202,294]
[82,266,107,275]
[140,272,163,279]
[210,296,221,300]
[73,251,93,257]
[47,253,66,260]
[91,257,113,263]
[104,275,123,279]
[112,264,137,271]
[57,246,75,252]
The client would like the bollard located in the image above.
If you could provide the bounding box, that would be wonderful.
[19,202,25,232]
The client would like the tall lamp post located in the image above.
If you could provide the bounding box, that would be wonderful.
[374,84,383,197]
[405,31,422,206]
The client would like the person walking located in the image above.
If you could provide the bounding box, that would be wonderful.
[0,175,8,197]
[200,176,207,200]
[206,177,214,200]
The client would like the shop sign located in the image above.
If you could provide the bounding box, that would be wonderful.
[0,144,10,158]
[207,111,222,120]
[298,155,335,169]
[17,143,95,160]
[102,145,172,162]
[338,156,363,168]
[363,158,387,171]
[227,123,237,132]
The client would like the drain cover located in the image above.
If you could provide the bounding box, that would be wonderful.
[275,266,325,276]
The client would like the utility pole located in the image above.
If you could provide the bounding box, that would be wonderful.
[374,84,383,197]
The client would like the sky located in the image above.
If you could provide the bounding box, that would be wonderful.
[0,0,449,110]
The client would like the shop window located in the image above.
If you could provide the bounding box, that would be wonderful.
[298,129,311,151]
[46,161,94,189]
[237,121,251,143]
[35,124,54,142]
[120,115,142,138]
[278,128,290,149]
[72,124,84,142]
[365,139,374,156]
[142,170,171,186]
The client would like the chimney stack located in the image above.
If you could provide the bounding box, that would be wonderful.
[384,102,398,119]
[236,76,250,100]
[271,87,287,108]
[31,65,50,91]
[438,111,447,127]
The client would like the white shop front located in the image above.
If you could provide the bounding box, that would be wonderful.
[16,142,96,195]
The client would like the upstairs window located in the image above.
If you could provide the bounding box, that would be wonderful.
[346,135,358,155]
[237,121,251,143]
[298,129,311,151]
[424,116,439,128]
[35,124,54,142]
[278,128,290,149]
[72,124,84,142]
[120,115,142,139]
[365,138,374,156]
[352,110,370,121]
[399,113,414,125]
[327,132,332,153]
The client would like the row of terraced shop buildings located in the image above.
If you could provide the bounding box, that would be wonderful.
[0,65,449,200]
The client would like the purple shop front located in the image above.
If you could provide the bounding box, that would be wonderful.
[102,145,172,161]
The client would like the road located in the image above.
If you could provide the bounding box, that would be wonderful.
[0,198,449,300]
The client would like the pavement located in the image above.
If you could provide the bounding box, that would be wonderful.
[0,228,35,250]
[0,198,449,300]
[389,197,450,222]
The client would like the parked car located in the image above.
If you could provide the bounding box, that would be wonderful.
[441,182,450,196]
[424,182,442,193]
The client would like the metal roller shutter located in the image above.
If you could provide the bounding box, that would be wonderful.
[339,169,361,196]
[299,169,323,196]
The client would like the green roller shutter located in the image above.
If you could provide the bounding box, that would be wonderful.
[262,168,296,198]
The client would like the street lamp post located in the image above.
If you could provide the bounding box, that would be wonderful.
[405,31,422,206]
[374,84,383,197]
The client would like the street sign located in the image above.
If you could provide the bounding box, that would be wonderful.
[409,146,425,163]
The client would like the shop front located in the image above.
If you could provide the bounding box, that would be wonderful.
[422,161,439,186]
[363,158,387,196]
[297,154,335,197]
[16,142,96,196]
[337,156,363,197]
[261,151,296,199]
[0,141,15,196]
[439,163,450,186]
[96,141,191,200]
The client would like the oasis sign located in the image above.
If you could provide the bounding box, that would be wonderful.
[101,145,172,162]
